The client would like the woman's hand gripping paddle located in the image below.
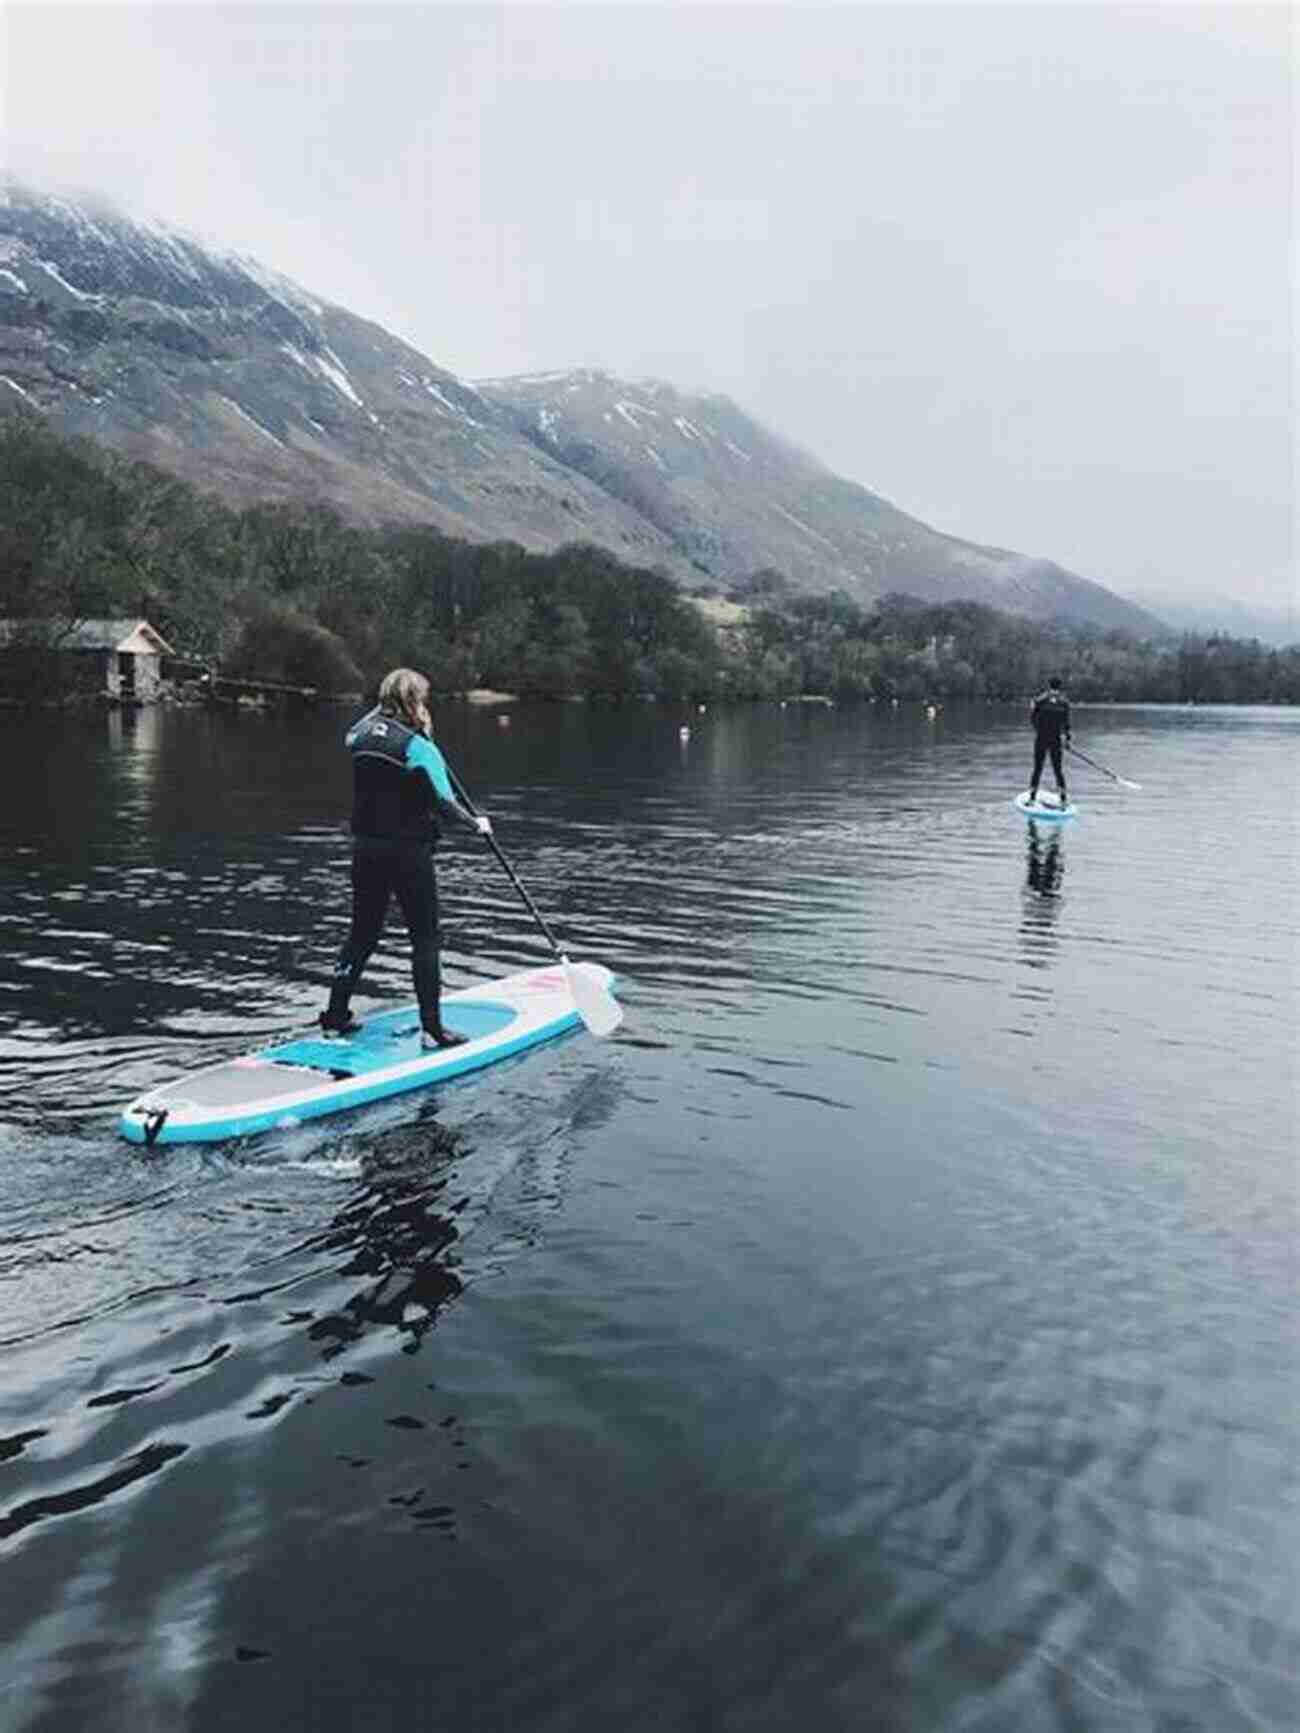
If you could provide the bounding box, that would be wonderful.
[446,763,623,1038]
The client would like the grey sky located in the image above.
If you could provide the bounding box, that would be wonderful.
[3,1,1294,610]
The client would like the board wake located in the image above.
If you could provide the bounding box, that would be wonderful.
[120,962,616,1146]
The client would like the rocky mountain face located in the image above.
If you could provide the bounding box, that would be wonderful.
[475,372,1162,632]
[0,181,1161,634]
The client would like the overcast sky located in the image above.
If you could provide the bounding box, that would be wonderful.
[3,1,1294,611]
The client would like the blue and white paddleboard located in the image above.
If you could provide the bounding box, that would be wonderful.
[1014,790,1077,821]
[119,962,616,1146]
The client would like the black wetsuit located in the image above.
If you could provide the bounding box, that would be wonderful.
[1029,687,1071,799]
[323,709,477,1037]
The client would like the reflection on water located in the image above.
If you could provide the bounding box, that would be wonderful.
[1,703,1298,1731]
[302,1124,467,1359]
[1018,821,1066,983]
[1025,820,1066,900]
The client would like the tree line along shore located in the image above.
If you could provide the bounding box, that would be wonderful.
[2,414,1296,708]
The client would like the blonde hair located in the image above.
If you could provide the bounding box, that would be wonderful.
[377,667,431,729]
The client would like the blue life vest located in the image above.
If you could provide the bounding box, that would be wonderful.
[348,711,436,842]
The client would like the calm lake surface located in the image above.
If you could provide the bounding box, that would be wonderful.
[1,700,1296,1732]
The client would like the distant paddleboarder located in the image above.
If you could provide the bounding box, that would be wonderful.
[320,668,492,1050]
[1028,675,1072,808]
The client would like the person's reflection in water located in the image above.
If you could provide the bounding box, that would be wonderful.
[1025,821,1065,899]
[1019,820,1066,974]
[307,1122,467,1359]
[301,1069,623,1360]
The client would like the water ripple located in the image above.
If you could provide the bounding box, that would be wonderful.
[1,704,1296,1729]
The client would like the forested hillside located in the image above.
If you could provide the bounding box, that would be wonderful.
[2,416,1295,706]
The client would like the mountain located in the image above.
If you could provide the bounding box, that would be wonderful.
[475,371,1163,632]
[0,180,1162,635]
[1123,592,1297,648]
[0,182,680,567]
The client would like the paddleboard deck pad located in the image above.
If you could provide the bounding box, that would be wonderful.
[120,962,616,1146]
[1014,790,1077,820]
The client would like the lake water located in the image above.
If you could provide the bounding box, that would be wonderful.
[1,700,1296,1732]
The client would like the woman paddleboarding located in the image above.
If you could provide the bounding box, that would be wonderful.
[320,667,492,1050]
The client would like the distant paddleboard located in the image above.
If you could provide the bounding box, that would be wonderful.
[120,962,616,1146]
[1014,790,1077,820]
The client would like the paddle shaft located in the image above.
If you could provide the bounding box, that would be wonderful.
[445,762,565,958]
[1066,743,1137,787]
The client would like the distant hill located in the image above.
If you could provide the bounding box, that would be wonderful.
[0,179,1163,635]
[1124,592,1297,648]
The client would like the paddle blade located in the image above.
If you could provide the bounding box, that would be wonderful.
[1118,777,1142,791]
[563,958,623,1038]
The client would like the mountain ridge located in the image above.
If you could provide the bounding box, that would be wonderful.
[0,180,1163,636]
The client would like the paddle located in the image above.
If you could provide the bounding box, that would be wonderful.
[1066,743,1142,790]
[444,762,623,1038]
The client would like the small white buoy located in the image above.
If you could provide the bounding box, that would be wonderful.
[925,704,937,720]
[697,704,706,714]
[498,714,510,728]
[679,725,691,741]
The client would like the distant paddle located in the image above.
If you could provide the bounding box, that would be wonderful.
[445,763,623,1038]
[1067,743,1142,791]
